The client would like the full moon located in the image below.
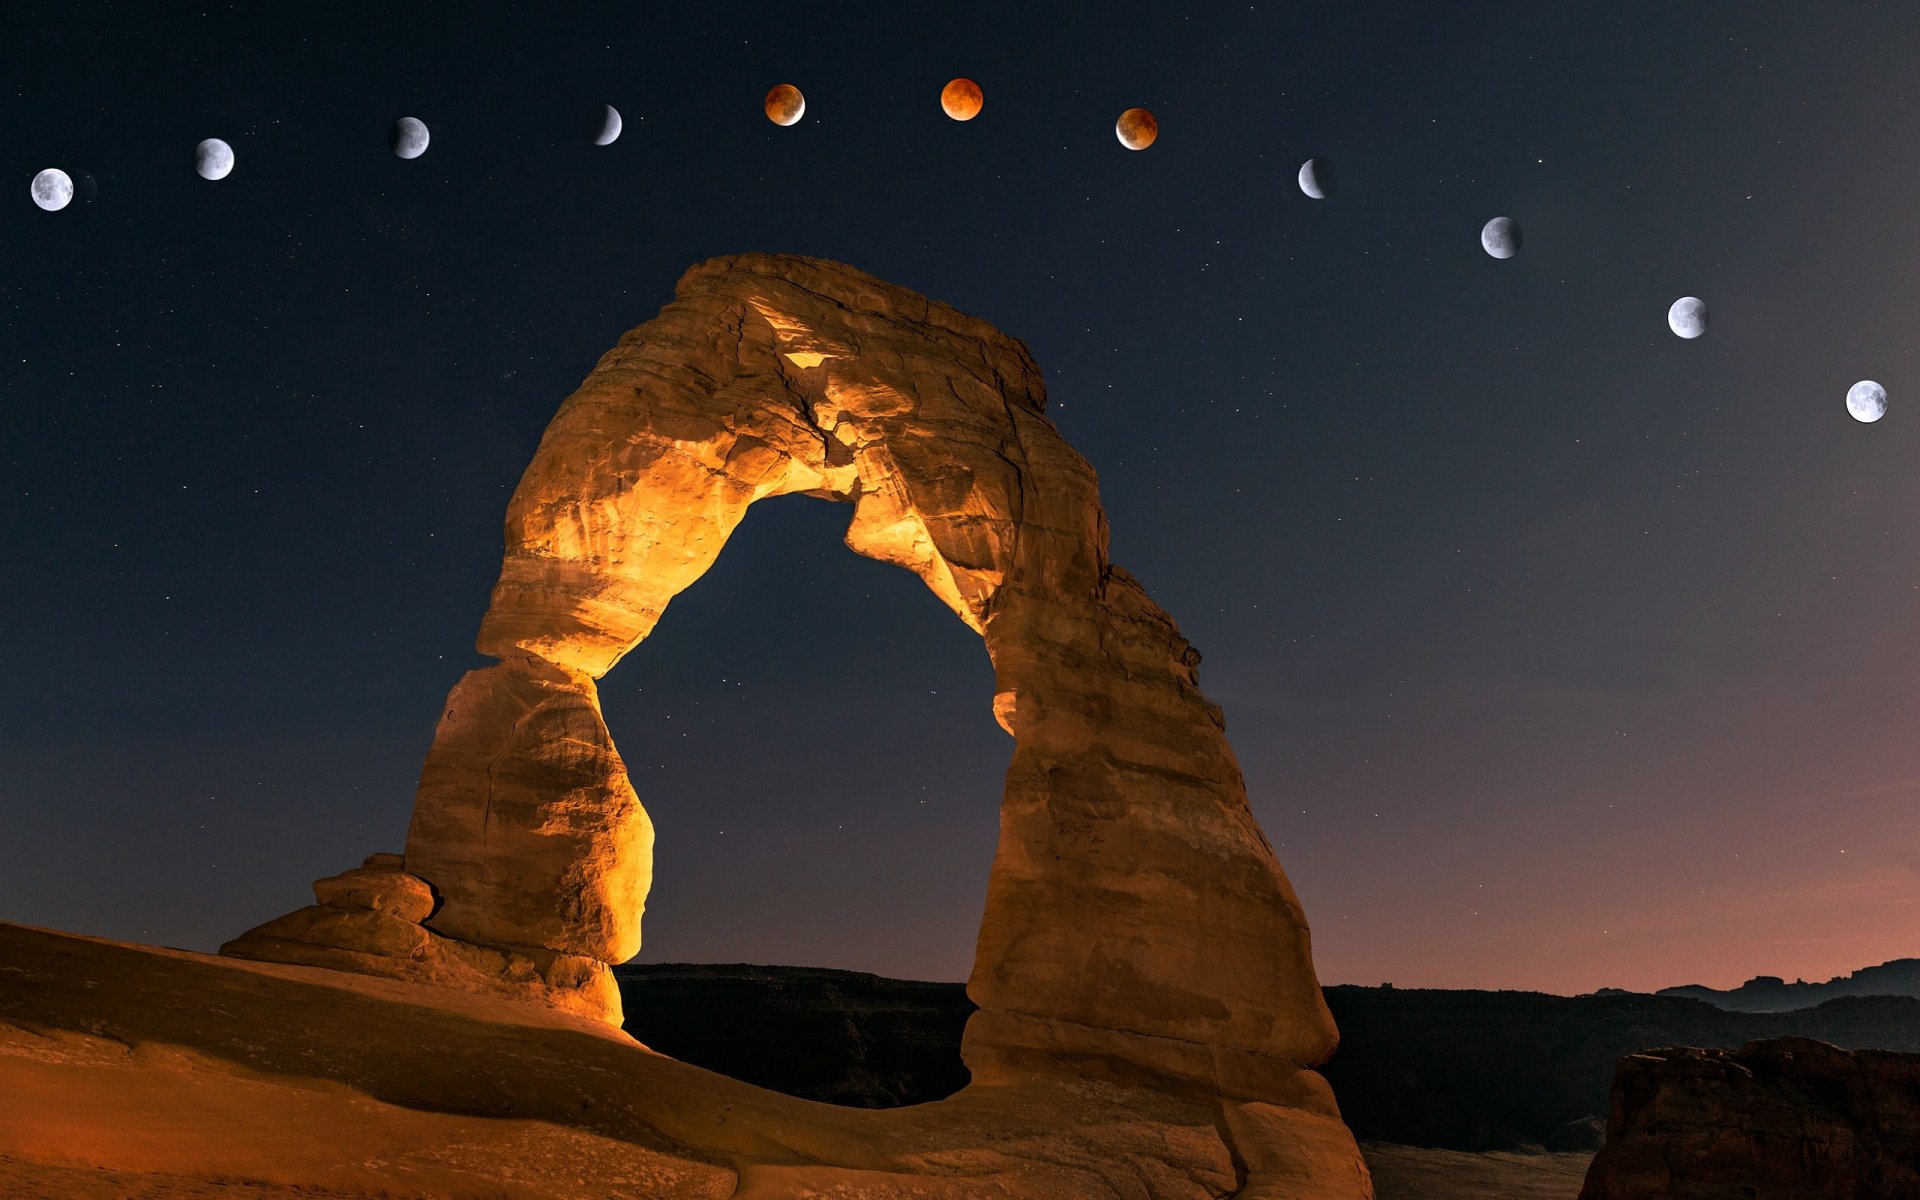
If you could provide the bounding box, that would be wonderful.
[1668,296,1708,339]
[195,138,234,181]
[30,168,73,212]
[595,105,623,146]
[1480,216,1521,259]
[1298,157,1331,199]
[390,117,430,159]
[941,78,983,121]
[1846,380,1888,423]
[765,83,806,127]
[1115,107,1158,150]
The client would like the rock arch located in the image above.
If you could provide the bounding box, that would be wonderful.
[227,253,1339,1105]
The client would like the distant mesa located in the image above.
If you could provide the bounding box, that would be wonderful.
[1115,106,1158,150]
[764,82,805,126]
[1656,958,1920,1012]
[941,77,983,121]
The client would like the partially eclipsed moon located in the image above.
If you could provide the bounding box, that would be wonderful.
[765,84,806,127]
[1668,296,1707,339]
[1480,216,1520,259]
[196,138,235,181]
[595,105,623,146]
[1846,380,1888,423]
[1298,158,1330,199]
[31,168,73,211]
[1115,107,1158,150]
[391,117,430,159]
[941,78,983,121]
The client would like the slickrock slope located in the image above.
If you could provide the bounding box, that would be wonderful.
[0,923,1352,1199]
[1577,1038,1920,1200]
[212,253,1369,1195]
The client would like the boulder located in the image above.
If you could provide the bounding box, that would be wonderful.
[1579,1037,1920,1199]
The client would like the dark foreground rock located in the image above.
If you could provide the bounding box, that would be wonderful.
[1578,1038,1920,1200]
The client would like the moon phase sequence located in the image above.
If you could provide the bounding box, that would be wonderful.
[31,168,74,211]
[595,105,623,146]
[765,84,806,127]
[941,78,983,121]
[1115,107,1158,150]
[1668,296,1707,339]
[1481,216,1520,259]
[390,118,430,159]
[1846,380,1888,423]
[196,139,235,181]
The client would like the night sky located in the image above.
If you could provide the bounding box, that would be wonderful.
[5,2,1918,995]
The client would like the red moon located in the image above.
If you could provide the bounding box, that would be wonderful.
[764,83,806,127]
[1115,107,1158,150]
[941,78,983,121]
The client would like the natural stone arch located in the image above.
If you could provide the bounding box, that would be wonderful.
[227,253,1340,1107]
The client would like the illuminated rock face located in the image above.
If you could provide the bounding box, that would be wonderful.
[229,253,1345,1122]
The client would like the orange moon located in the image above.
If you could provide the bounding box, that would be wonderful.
[1115,107,1158,150]
[941,78,983,121]
[764,83,806,127]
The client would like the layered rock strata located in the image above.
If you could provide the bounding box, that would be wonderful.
[1578,1038,1920,1200]
[223,253,1364,1192]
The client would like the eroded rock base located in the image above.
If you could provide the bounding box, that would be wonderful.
[220,853,622,1025]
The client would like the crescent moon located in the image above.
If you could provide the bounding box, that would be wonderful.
[1480,216,1520,259]
[596,105,623,146]
[1298,158,1328,199]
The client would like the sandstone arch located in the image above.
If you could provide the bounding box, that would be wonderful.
[227,252,1344,1111]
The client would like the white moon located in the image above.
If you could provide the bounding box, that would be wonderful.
[31,168,73,211]
[1846,380,1888,423]
[1480,216,1520,259]
[1298,157,1329,199]
[1668,296,1708,339]
[391,117,430,160]
[195,138,235,181]
[595,105,623,146]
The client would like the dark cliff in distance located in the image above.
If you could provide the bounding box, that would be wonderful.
[1650,958,1920,1012]
[615,963,973,1108]
[613,964,1920,1152]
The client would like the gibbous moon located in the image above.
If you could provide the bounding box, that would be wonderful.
[941,77,983,121]
[595,105,623,146]
[1668,296,1708,339]
[1298,157,1331,199]
[390,117,430,160]
[1480,216,1520,259]
[30,168,73,212]
[1846,380,1888,423]
[1115,107,1158,150]
[195,138,235,181]
[765,83,806,127]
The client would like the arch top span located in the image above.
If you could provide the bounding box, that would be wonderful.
[227,257,1348,1143]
